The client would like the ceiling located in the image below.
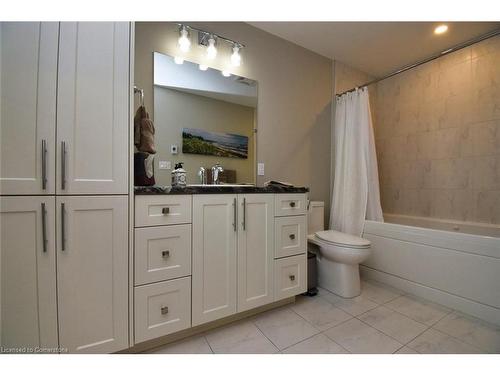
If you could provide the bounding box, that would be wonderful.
[248,22,500,77]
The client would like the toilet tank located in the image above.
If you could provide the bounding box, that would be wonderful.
[308,201,325,235]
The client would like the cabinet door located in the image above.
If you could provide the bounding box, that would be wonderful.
[0,22,58,194]
[0,196,58,350]
[56,22,129,194]
[237,194,274,312]
[192,195,237,326]
[56,196,128,353]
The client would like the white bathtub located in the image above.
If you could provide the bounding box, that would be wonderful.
[361,214,500,325]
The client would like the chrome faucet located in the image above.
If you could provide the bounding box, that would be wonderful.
[198,166,207,185]
[211,163,224,185]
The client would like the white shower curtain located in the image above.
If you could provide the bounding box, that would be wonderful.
[330,87,383,236]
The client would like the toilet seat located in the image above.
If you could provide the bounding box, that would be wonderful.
[314,230,370,249]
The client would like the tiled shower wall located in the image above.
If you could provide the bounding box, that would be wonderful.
[373,35,500,224]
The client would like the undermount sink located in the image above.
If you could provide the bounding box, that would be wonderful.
[187,184,255,188]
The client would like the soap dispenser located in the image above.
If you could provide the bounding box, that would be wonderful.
[171,162,187,187]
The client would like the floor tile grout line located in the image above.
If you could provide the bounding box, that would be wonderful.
[380,295,452,326]
[202,335,215,354]
[355,311,427,349]
[250,316,282,353]
[427,310,492,353]
[404,310,455,353]
[352,316,408,350]
[279,330,352,354]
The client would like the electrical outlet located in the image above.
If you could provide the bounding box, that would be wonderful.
[257,163,265,176]
[159,161,169,170]
[171,144,178,155]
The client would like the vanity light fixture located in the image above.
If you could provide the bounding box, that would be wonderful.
[221,70,231,77]
[434,24,448,35]
[230,44,241,67]
[175,24,245,67]
[206,36,217,59]
[174,56,184,64]
[178,25,191,52]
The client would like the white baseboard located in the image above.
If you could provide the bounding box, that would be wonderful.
[360,265,500,326]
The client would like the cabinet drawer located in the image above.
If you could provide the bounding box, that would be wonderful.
[135,195,192,227]
[135,224,192,285]
[274,254,307,300]
[275,216,306,258]
[274,194,307,217]
[134,277,191,344]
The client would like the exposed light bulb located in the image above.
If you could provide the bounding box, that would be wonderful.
[174,56,184,64]
[178,27,191,52]
[222,70,231,77]
[230,45,241,67]
[199,64,208,71]
[206,37,217,59]
[434,24,448,35]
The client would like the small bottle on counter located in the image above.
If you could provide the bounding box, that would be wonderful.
[171,162,187,187]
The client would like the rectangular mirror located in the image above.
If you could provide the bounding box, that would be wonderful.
[153,51,258,185]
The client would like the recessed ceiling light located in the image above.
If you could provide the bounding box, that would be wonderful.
[434,24,448,35]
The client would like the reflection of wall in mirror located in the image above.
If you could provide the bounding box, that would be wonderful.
[154,86,255,185]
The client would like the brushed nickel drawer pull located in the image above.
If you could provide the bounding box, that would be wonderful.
[162,207,170,215]
[242,197,246,230]
[161,306,169,315]
[233,198,237,232]
[41,203,47,253]
[162,250,170,258]
[61,141,67,190]
[61,203,66,251]
[289,275,296,281]
[41,139,47,190]
[289,201,296,208]
[289,234,296,240]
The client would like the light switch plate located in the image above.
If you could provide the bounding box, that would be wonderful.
[257,163,265,176]
[159,161,171,170]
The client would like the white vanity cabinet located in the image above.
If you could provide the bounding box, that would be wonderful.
[0,22,58,195]
[56,22,129,195]
[0,22,129,196]
[192,195,238,326]
[1,22,131,353]
[133,195,193,344]
[56,196,129,353]
[0,196,58,350]
[133,192,306,345]
[237,194,275,312]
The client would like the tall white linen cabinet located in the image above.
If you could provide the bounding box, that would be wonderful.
[0,22,131,353]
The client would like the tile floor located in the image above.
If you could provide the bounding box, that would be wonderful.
[146,279,500,354]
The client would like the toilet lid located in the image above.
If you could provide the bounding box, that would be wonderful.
[315,230,371,248]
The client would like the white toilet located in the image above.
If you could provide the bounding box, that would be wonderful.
[308,201,371,298]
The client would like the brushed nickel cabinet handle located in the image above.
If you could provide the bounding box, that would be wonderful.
[289,201,296,208]
[242,197,246,230]
[162,250,170,258]
[61,141,67,190]
[61,203,66,251]
[289,234,296,240]
[161,306,169,315]
[162,207,170,215]
[41,139,47,190]
[41,203,47,253]
[289,275,296,281]
[233,198,237,232]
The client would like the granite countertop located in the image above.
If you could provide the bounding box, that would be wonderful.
[134,185,309,195]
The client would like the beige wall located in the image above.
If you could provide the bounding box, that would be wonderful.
[135,22,333,222]
[154,86,255,184]
[374,35,500,224]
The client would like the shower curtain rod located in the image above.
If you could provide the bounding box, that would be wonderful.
[336,28,500,97]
